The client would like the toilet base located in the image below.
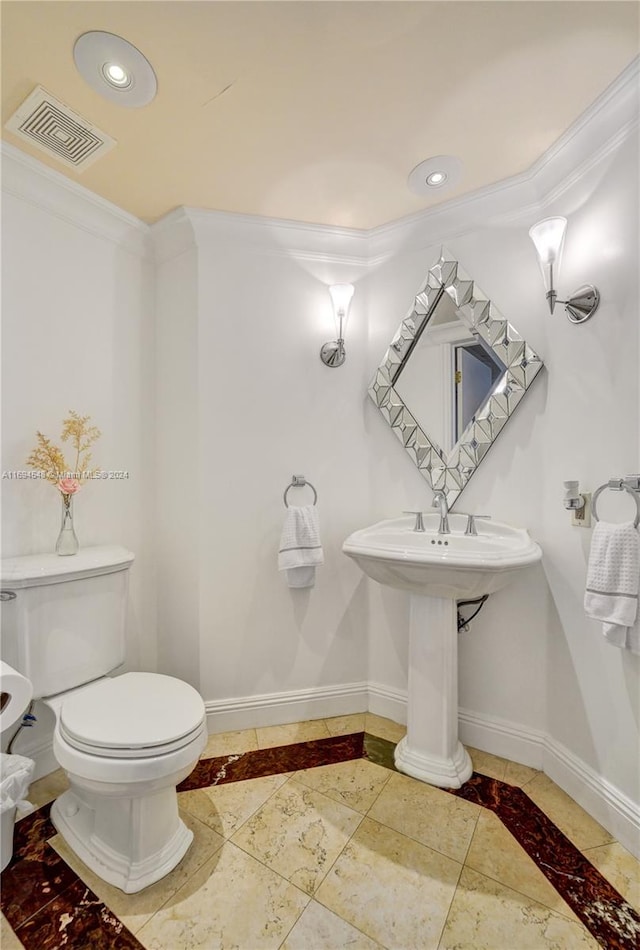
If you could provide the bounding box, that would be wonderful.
[51,786,193,894]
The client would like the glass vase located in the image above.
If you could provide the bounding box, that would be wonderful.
[56,494,79,556]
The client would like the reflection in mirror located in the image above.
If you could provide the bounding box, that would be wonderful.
[369,250,543,508]
[394,290,507,455]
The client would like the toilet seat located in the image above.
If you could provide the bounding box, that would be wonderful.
[58,672,206,759]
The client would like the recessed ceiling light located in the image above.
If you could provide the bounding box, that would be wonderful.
[74,31,157,108]
[102,63,131,88]
[408,156,463,197]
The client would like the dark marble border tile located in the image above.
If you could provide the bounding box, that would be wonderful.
[453,773,640,950]
[1,804,144,949]
[14,878,144,950]
[178,731,365,791]
[2,729,638,950]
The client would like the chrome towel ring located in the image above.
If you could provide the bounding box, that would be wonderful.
[592,478,640,528]
[283,475,318,508]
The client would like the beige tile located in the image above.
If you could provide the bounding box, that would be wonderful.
[178,772,290,838]
[281,900,382,949]
[1,912,23,949]
[467,746,508,781]
[503,760,541,788]
[316,816,461,949]
[50,810,224,934]
[582,841,640,914]
[524,774,615,850]
[137,841,309,950]
[25,768,69,810]
[231,780,362,895]
[200,727,258,759]
[255,719,331,749]
[368,770,480,863]
[364,713,406,743]
[438,866,601,949]
[464,809,579,920]
[294,759,391,814]
[324,713,366,737]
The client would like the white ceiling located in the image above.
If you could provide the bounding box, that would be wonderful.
[2,1,638,229]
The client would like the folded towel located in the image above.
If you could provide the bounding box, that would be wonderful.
[584,520,640,651]
[278,505,324,589]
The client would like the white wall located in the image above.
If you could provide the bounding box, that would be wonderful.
[1,147,156,761]
[152,211,374,727]
[1,61,637,850]
[153,219,201,688]
[363,116,639,848]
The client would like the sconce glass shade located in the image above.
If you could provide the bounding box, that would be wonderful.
[321,284,355,367]
[329,283,355,318]
[529,217,566,288]
[528,216,599,323]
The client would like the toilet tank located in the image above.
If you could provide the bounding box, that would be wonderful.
[0,546,134,700]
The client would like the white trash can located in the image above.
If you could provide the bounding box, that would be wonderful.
[0,753,34,870]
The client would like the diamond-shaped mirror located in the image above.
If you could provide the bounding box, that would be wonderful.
[369,250,544,508]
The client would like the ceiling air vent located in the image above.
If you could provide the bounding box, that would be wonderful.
[4,86,116,171]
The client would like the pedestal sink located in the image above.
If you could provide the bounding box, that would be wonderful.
[343,513,542,788]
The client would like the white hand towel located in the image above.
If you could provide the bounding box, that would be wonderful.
[278,505,324,589]
[584,521,640,652]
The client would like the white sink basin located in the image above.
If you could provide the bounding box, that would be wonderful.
[343,513,541,599]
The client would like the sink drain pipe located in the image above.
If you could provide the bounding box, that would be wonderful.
[457,594,489,632]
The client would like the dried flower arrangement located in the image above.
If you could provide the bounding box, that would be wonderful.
[26,411,101,554]
[26,410,101,493]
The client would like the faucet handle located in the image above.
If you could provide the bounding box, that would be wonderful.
[465,514,491,536]
[403,510,427,532]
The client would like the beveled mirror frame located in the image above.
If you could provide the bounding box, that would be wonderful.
[369,250,544,508]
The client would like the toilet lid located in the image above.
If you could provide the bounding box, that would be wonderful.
[59,672,205,755]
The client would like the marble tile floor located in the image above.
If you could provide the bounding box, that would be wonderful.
[2,714,639,950]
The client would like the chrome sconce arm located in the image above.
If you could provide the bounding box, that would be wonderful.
[320,283,354,367]
[529,217,600,324]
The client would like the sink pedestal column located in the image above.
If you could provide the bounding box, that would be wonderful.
[394,594,472,789]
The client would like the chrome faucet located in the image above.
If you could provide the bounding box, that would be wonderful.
[432,491,450,535]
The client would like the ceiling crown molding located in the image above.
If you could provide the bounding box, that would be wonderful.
[4,57,637,268]
[1,141,151,259]
[367,56,639,262]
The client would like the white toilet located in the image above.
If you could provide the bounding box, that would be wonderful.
[0,546,207,893]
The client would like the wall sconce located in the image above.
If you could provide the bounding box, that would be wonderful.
[529,217,600,324]
[320,284,354,367]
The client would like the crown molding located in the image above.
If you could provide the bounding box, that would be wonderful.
[529,55,639,205]
[149,207,197,265]
[185,205,370,267]
[367,56,639,261]
[1,142,151,258]
[4,57,638,269]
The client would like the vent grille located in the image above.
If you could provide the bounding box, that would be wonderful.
[5,86,116,171]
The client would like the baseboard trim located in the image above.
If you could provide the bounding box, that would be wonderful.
[11,735,58,783]
[458,707,639,859]
[458,707,545,769]
[204,681,369,734]
[23,681,638,857]
[366,681,408,725]
[543,736,640,859]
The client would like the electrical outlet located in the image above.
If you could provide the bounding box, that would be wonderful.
[572,492,592,528]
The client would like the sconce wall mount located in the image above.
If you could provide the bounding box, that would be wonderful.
[529,217,600,324]
[321,284,354,367]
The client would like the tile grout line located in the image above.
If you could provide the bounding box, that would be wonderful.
[3,729,638,950]
[129,809,228,938]
[450,776,640,950]
[228,774,367,898]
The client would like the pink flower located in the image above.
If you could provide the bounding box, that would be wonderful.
[56,478,81,495]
